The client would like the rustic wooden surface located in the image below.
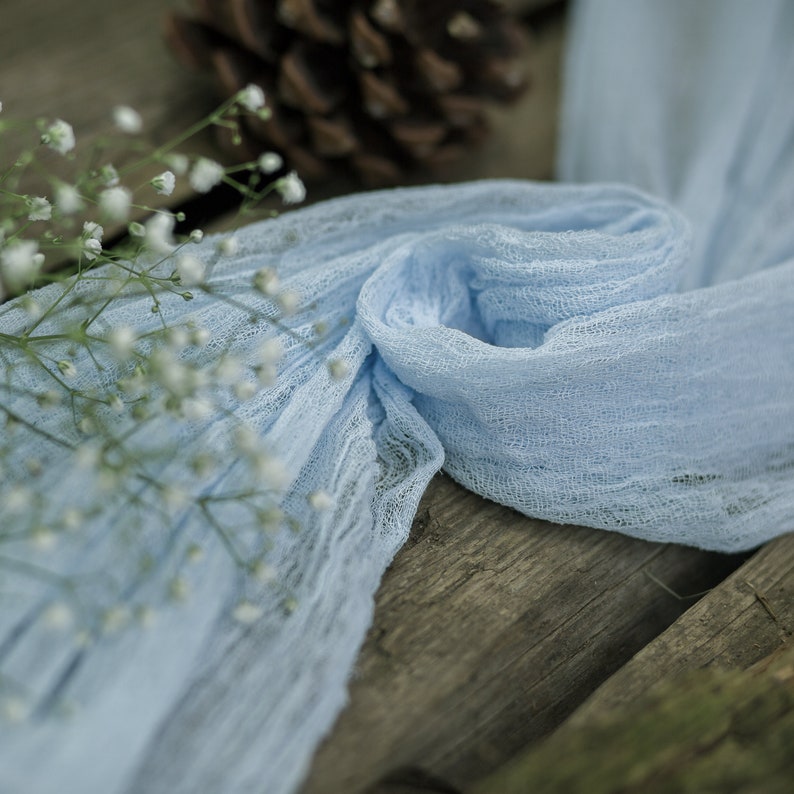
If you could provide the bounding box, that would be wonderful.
[2,2,790,793]
[472,637,794,794]
[300,476,743,794]
[471,539,794,793]
[569,532,794,724]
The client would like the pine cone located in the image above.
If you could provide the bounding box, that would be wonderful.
[165,0,529,185]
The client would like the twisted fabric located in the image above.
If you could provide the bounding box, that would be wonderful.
[2,1,794,793]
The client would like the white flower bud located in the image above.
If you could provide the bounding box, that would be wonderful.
[98,186,132,221]
[277,289,301,315]
[232,600,263,624]
[327,358,350,381]
[308,490,334,511]
[176,254,205,286]
[237,83,266,111]
[255,338,282,365]
[42,602,74,630]
[276,171,306,204]
[151,170,175,196]
[258,152,283,174]
[216,235,239,257]
[253,267,279,296]
[54,183,84,214]
[107,325,137,358]
[26,196,52,221]
[41,119,75,154]
[113,105,143,133]
[189,157,224,193]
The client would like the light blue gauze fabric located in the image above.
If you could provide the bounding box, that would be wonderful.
[1,1,793,793]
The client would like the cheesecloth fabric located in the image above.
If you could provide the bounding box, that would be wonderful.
[1,1,793,793]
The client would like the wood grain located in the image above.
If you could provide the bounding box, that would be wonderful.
[469,537,794,794]
[568,532,794,724]
[300,476,744,794]
[471,636,794,794]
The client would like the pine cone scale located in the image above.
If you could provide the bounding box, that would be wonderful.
[166,0,530,186]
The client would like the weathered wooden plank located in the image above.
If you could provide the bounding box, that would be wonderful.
[565,532,794,725]
[300,475,745,794]
[471,637,794,794]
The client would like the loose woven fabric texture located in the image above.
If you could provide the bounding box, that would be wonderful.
[1,1,793,792]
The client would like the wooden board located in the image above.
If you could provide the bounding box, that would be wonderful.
[469,535,794,793]
[299,475,745,793]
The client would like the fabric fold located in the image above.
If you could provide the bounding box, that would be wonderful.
[2,178,792,793]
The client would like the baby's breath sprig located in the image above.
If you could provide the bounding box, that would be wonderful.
[0,88,314,721]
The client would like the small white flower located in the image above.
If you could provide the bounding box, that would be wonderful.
[58,359,77,378]
[54,183,84,214]
[42,602,74,630]
[62,507,83,531]
[277,289,301,315]
[83,220,104,241]
[232,424,260,455]
[216,235,239,257]
[161,485,190,510]
[254,455,288,490]
[234,380,257,401]
[308,490,334,511]
[256,363,278,387]
[143,212,175,256]
[258,152,283,174]
[6,485,33,513]
[167,326,190,352]
[79,221,104,260]
[176,254,205,286]
[215,355,244,385]
[189,325,211,347]
[108,394,124,413]
[98,186,132,221]
[327,358,350,381]
[98,164,120,186]
[188,228,204,243]
[276,171,306,204]
[151,170,175,196]
[21,297,42,319]
[150,349,192,395]
[253,267,279,296]
[165,152,189,174]
[112,105,142,134]
[101,605,130,634]
[252,561,276,584]
[255,338,282,365]
[31,528,57,552]
[75,442,101,469]
[0,100,3,114]
[186,544,204,563]
[182,397,214,421]
[189,157,224,193]
[26,196,52,221]
[42,119,75,154]
[107,325,138,361]
[81,236,102,261]
[232,600,263,624]
[237,83,266,111]
[1,240,42,289]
